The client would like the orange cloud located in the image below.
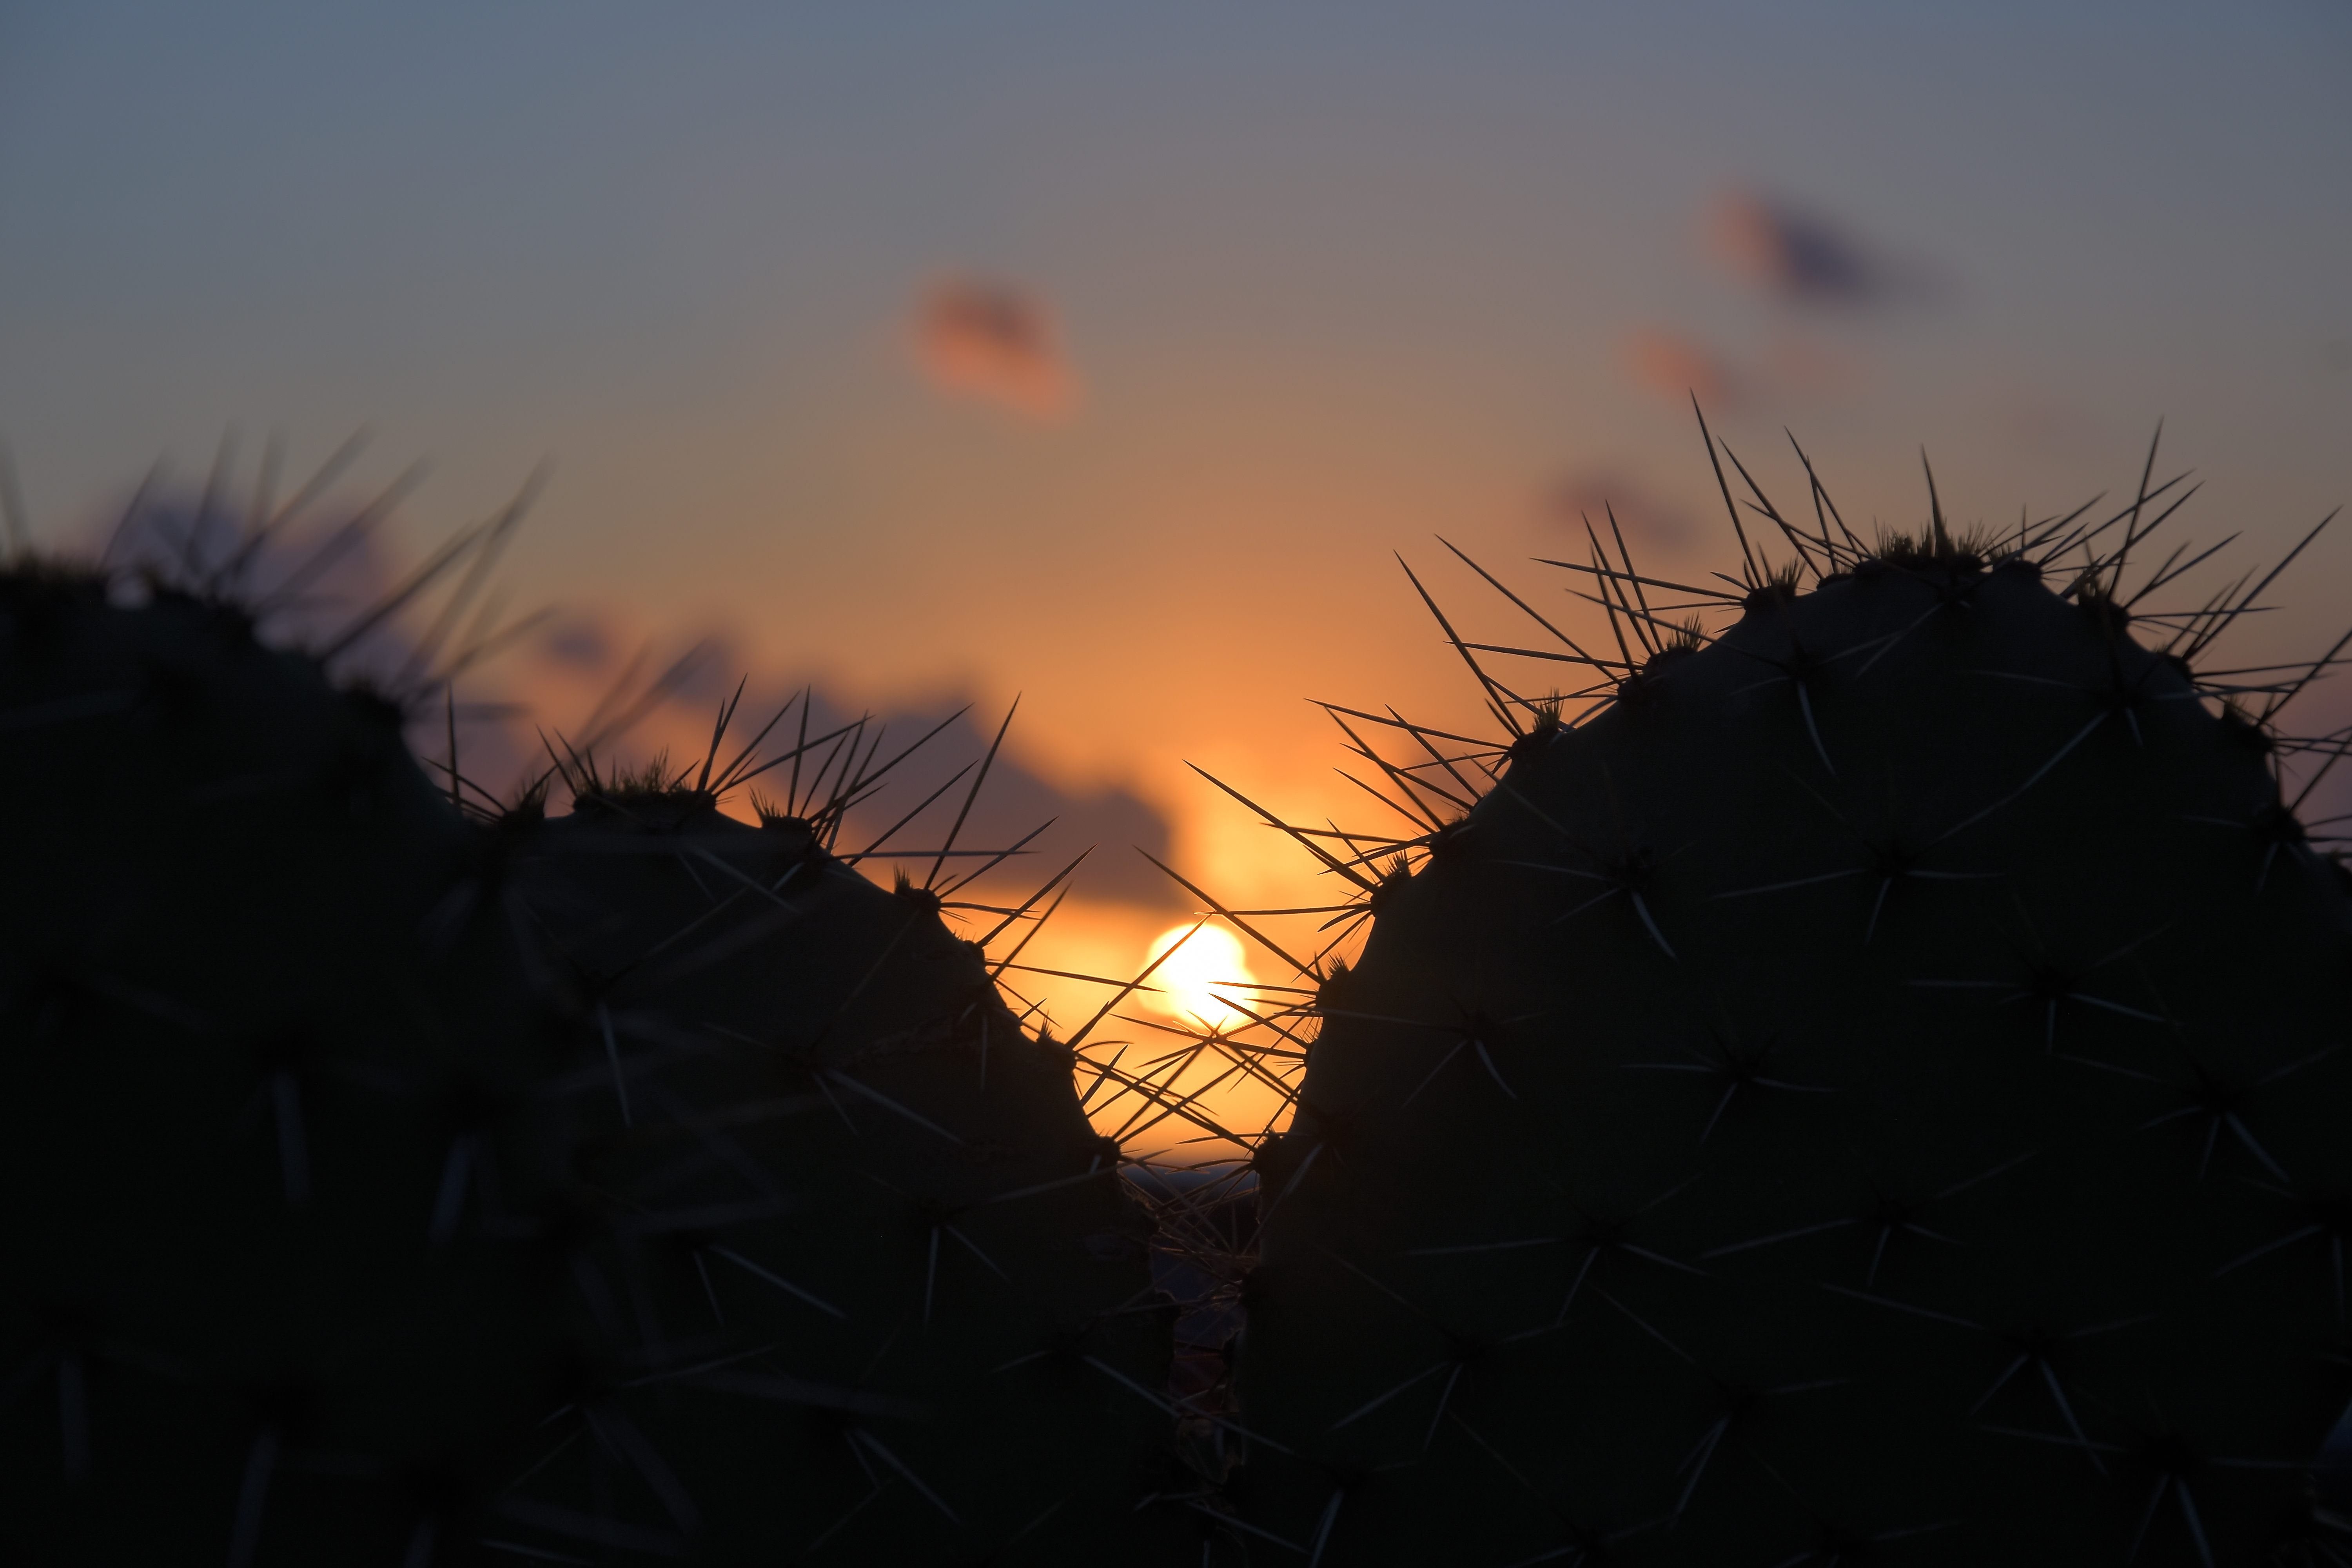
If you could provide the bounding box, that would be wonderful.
[1618,327,1738,408]
[911,277,1081,420]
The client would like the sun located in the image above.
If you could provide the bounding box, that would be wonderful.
[1141,923,1256,1030]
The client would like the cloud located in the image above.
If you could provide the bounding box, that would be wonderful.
[539,614,618,673]
[910,277,1082,420]
[1544,468,1701,552]
[813,694,1180,910]
[82,474,436,690]
[58,464,1178,914]
[484,617,1185,911]
[1618,327,1739,409]
[1706,189,1923,309]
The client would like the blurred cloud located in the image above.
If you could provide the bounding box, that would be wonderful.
[910,276,1082,420]
[1706,188,1927,309]
[494,610,1184,912]
[1618,327,1739,409]
[539,614,618,672]
[70,472,1178,913]
[836,694,1180,910]
[82,472,445,693]
[1544,467,1701,552]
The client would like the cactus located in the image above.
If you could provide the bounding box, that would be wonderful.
[1226,432,2352,1563]
[0,454,1205,1563]
[487,708,1190,1563]
[22,422,2346,1566]
[0,555,580,1564]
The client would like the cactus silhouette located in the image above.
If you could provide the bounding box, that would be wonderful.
[0,451,1201,1564]
[1216,426,2352,1564]
[0,548,579,1564]
[486,702,1189,1563]
[15,423,2351,1567]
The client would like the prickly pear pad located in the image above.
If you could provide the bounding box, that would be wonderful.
[0,570,578,1564]
[504,795,1182,1563]
[1241,549,2352,1563]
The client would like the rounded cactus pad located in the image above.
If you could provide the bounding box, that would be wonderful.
[1235,468,2352,1563]
[0,565,580,1564]
[497,768,1183,1563]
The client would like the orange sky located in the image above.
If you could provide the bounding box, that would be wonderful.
[9,5,2352,1156]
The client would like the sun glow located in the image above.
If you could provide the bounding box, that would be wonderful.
[1141,923,1257,1030]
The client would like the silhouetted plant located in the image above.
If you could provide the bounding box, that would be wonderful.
[1198,415,2352,1564]
[18,417,2352,1568]
[0,458,579,1565]
[486,692,1191,1564]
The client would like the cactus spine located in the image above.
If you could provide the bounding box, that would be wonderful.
[15,426,2352,1567]
[1231,437,2352,1563]
[488,715,1187,1563]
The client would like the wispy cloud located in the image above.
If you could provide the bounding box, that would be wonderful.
[79,479,1177,910]
[493,611,1183,909]
[910,277,1081,420]
[1545,467,1700,551]
[1706,188,1922,309]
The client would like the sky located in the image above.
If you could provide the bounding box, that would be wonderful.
[5,2,2350,1140]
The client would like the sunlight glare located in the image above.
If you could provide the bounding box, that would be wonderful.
[1142,923,1256,1029]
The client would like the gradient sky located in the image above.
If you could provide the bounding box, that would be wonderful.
[5,2,2350,1063]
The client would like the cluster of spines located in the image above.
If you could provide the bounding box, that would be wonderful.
[1056,414,2352,1564]
[441,646,1251,1559]
[3,441,1202,1563]
[18,417,2352,1563]
[0,443,590,1565]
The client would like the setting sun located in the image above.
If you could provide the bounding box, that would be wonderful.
[1140,922,1258,1030]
